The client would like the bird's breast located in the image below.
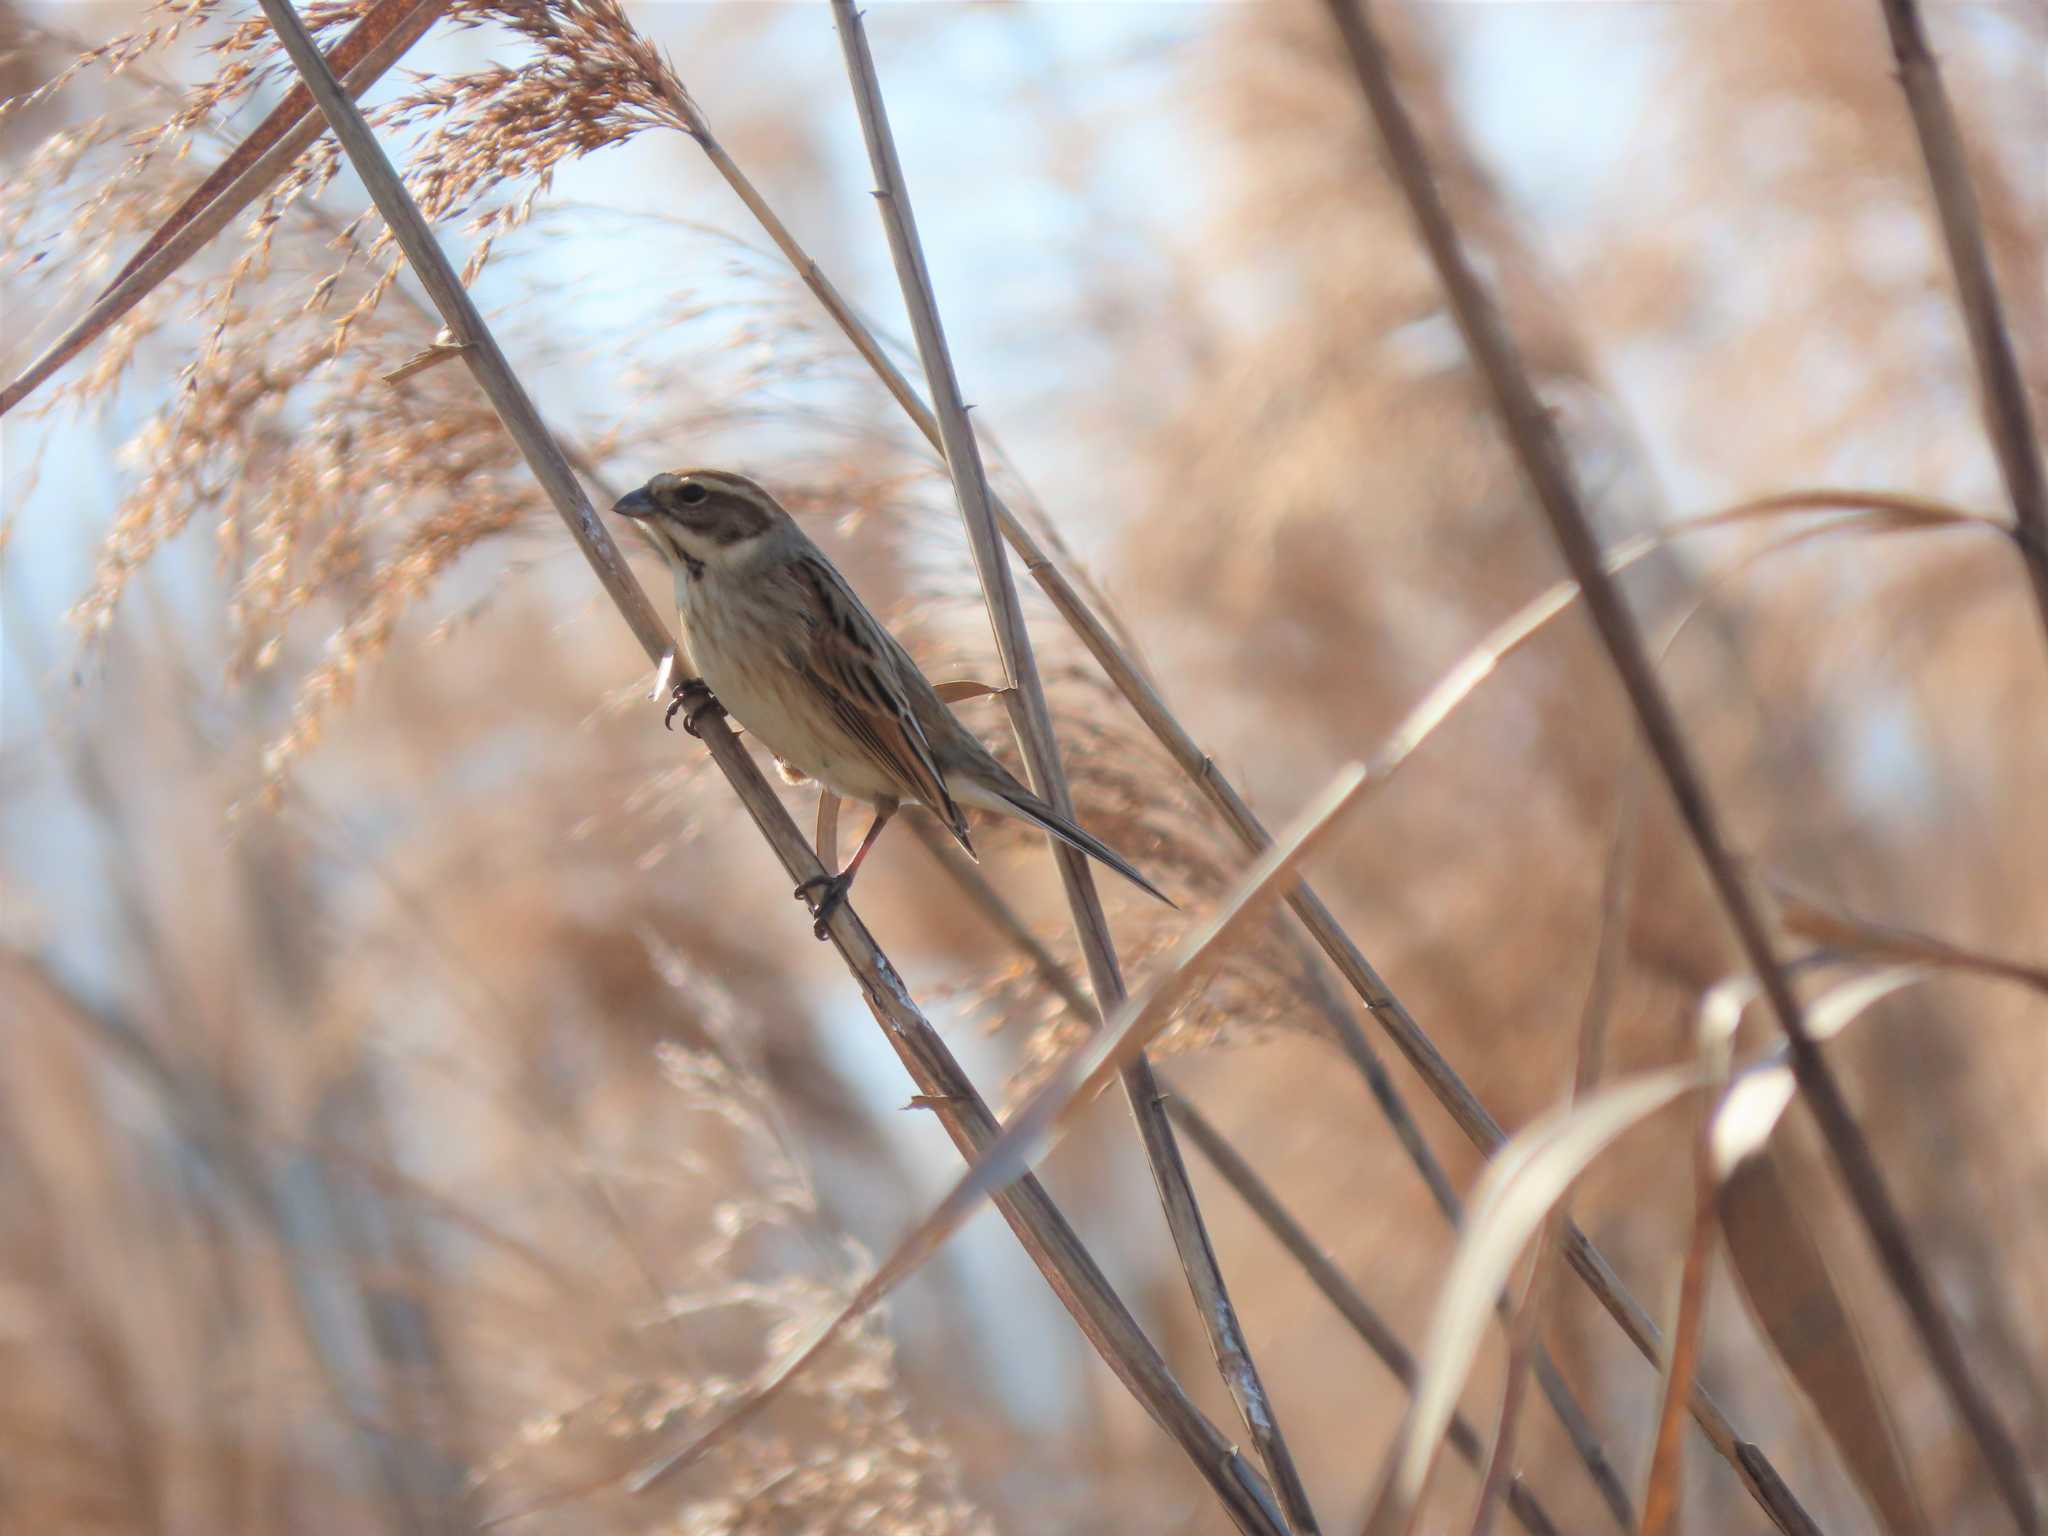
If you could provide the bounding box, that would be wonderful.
[679,580,900,807]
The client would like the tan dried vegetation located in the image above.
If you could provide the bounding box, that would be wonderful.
[3,0,2043,1532]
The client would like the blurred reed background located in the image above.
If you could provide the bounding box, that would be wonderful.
[1,1,2043,1532]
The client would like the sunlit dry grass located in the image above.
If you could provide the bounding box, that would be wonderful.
[4,0,2045,1532]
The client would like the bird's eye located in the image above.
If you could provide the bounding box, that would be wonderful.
[677,481,709,505]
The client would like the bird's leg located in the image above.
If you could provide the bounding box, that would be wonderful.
[795,800,896,940]
[664,677,725,737]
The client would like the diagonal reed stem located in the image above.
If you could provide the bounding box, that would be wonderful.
[1870,0,2048,653]
[1307,959,1634,1530]
[1317,0,2041,1529]
[828,7,1318,1530]
[0,0,449,420]
[1165,1100,1563,1536]
[249,4,1289,1530]
[34,8,1818,1525]
[641,36,1802,1529]
[909,817,1569,1536]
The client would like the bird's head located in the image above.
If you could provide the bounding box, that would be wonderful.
[612,469,787,574]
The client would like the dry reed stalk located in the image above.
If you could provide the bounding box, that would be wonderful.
[1471,777,1639,1536]
[626,48,1916,1531]
[631,758,1375,1506]
[1636,1130,1720,1536]
[619,41,1754,1524]
[8,635,450,1528]
[246,3,1289,1530]
[935,550,1818,1530]
[24,9,1982,1531]
[1635,979,1753,1536]
[669,466,1907,1531]
[1316,0,2040,1530]
[911,797,1571,1536]
[826,6,1317,1530]
[1161,1099,1564,1536]
[1869,0,2048,651]
[14,934,444,1527]
[1711,1058,1939,1536]
[1466,1281,1539,1536]
[1358,1062,1734,1536]
[0,0,448,419]
[1775,889,2048,995]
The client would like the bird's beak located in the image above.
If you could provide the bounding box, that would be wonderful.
[612,486,657,520]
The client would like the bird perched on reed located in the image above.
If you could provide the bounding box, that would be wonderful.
[614,468,1172,936]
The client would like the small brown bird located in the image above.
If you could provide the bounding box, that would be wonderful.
[614,468,1172,935]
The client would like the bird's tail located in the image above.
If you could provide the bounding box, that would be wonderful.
[975,780,1177,909]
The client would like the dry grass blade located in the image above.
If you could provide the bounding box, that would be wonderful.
[1709,967,1930,1179]
[1360,1064,1711,1536]
[379,331,468,385]
[1317,1,2040,1525]
[626,760,1371,1499]
[911,800,1575,1536]
[1710,965,1943,1536]
[0,0,450,420]
[1246,492,1982,1533]
[98,0,436,301]
[1164,494,1855,1529]
[827,4,1318,1528]
[1698,489,2001,532]
[1473,781,1643,1536]
[618,30,1960,1515]
[1723,1155,1935,1536]
[1636,979,1753,1536]
[1775,890,2048,996]
[246,0,666,658]
[932,680,1003,703]
[248,7,1290,1530]
[1164,1100,1565,1536]
[1638,1152,1716,1536]
[1646,491,1999,666]
[1870,0,2048,647]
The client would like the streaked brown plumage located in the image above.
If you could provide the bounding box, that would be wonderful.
[614,468,1173,934]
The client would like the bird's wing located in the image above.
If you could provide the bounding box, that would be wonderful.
[785,555,970,843]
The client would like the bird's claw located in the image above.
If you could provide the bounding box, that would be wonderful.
[794,872,852,941]
[665,678,723,738]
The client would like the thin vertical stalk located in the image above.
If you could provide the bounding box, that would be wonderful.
[931,776,1634,1531]
[1325,961,1634,1531]
[1317,0,2039,1529]
[250,5,1288,1529]
[1474,778,1639,1536]
[912,810,1569,1536]
[1871,0,2048,650]
[80,7,1818,1523]
[636,73,1802,1528]
[1168,1100,1568,1536]
[1638,1141,1720,1536]
[828,7,1317,1529]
